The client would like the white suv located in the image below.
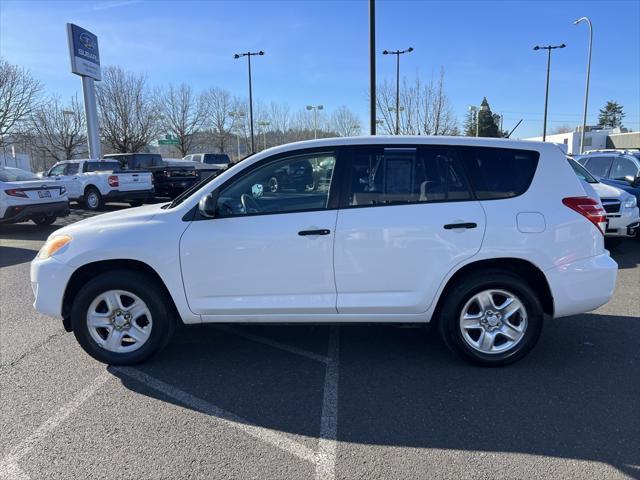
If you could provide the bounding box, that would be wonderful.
[31,137,618,366]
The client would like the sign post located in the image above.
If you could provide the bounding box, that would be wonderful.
[66,23,102,160]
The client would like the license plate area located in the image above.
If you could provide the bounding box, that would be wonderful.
[38,190,52,198]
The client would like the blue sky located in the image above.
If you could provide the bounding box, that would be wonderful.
[1,0,639,138]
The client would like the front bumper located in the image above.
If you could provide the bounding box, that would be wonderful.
[545,253,618,318]
[0,201,69,224]
[30,256,75,319]
[605,207,640,237]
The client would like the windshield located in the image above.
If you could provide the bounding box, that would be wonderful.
[0,167,38,182]
[568,158,597,183]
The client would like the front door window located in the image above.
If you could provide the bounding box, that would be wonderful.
[215,152,336,217]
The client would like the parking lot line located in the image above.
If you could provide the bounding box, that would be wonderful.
[0,372,111,480]
[315,326,340,480]
[114,366,318,464]
[216,325,330,364]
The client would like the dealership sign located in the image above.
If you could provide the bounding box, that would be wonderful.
[66,23,101,80]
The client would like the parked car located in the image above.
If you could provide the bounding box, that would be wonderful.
[42,160,154,210]
[183,153,231,170]
[105,153,217,198]
[31,137,618,367]
[1,166,69,226]
[568,158,639,245]
[575,150,640,205]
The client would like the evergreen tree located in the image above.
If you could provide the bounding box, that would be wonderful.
[477,97,500,137]
[463,109,477,136]
[598,101,625,128]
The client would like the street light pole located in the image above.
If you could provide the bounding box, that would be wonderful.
[306,105,324,139]
[257,121,270,150]
[369,0,376,136]
[382,47,413,135]
[574,17,592,154]
[533,43,566,141]
[234,50,264,154]
[229,111,245,160]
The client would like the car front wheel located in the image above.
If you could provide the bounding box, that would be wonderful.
[438,271,544,366]
[71,270,175,365]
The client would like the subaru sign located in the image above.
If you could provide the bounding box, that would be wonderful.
[66,23,101,80]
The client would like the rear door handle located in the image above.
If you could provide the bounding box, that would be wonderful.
[298,229,331,236]
[443,222,477,230]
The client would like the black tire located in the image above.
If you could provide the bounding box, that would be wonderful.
[268,176,279,193]
[71,270,176,365]
[129,200,144,207]
[83,186,103,211]
[437,270,544,367]
[32,215,57,226]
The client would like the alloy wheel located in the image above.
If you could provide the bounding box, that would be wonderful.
[459,289,528,354]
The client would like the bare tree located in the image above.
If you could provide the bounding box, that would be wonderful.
[96,66,160,153]
[30,95,87,161]
[158,83,204,157]
[0,58,42,147]
[331,105,362,136]
[202,87,236,153]
[376,68,458,136]
[551,124,574,134]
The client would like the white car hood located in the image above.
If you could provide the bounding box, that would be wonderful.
[591,182,625,200]
[52,203,165,237]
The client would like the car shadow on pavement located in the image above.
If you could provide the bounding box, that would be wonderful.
[609,238,640,269]
[110,313,640,478]
[0,246,38,267]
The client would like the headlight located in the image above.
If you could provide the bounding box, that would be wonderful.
[38,235,72,259]
[623,196,637,209]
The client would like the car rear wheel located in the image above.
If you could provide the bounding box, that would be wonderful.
[32,214,57,226]
[438,271,544,366]
[71,270,176,365]
[83,187,103,211]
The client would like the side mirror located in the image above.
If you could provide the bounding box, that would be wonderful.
[624,175,640,187]
[198,192,217,218]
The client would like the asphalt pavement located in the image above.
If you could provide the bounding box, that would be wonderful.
[1,206,639,480]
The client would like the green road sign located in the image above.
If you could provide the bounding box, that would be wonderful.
[158,139,179,145]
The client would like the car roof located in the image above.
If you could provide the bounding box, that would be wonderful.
[251,135,555,156]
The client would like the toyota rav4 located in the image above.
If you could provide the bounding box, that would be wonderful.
[31,137,618,366]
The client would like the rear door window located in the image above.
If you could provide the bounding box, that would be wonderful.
[345,147,472,207]
[459,147,539,200]
[65,163,80,175]
[583,156,613,178]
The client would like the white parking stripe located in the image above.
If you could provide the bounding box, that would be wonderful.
[114,367,318,464]
[216,326,330,364]
[315,326,340,480]
[0,372,111,480]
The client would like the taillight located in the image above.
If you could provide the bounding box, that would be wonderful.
[5,188,27,198]
[108,175,119,187]
[562,196,607,235]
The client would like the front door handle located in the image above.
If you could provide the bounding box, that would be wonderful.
[298,229,331,236]
[443,222,477,230]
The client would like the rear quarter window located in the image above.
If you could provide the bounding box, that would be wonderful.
[459,147,539,200]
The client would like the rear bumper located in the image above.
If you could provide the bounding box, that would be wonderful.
[0,201,69,224]
[102,189,154,202]
[546,253,618,318]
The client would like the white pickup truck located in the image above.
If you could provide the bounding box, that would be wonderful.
[42,160,154,210]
